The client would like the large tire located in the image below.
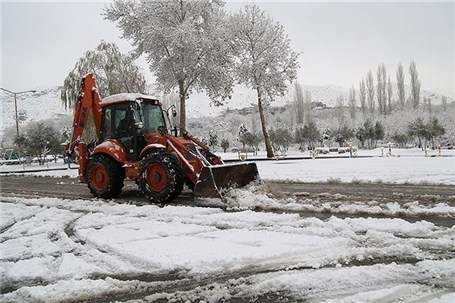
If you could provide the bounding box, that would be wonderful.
[86,154,124,199]
[137,152,184,203]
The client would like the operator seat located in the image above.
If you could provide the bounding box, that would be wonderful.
[117,118,129,137]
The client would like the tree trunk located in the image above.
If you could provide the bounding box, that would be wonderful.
[257,87,274,158]
[178,80,186,135]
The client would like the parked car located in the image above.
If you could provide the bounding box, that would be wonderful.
[314,147,330,154]
[338,146,357,154]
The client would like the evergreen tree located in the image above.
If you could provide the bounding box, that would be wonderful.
[220,138,230,153]
[408,117,426,149]
[334,124,354,147]
[295,121,320,150]
[269,128,293,153]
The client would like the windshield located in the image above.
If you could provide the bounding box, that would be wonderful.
[141,103,166,133]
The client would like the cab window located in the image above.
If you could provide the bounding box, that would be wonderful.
[142,103,165,133]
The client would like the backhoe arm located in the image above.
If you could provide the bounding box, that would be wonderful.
[69,73,102,151]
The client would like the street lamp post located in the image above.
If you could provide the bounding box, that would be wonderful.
[0,87,37,137]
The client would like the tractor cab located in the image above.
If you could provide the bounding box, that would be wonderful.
[100,94,167,161]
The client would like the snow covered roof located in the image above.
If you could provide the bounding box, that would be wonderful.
[101,93,162,105]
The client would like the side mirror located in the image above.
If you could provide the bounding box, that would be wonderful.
[172,108,177,117]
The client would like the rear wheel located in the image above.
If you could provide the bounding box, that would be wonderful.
[86,154,124,199]
[137,152,184,203]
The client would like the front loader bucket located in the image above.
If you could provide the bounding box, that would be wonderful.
[194,162,259,199]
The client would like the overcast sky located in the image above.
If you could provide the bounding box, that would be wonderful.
[1,1,454,97]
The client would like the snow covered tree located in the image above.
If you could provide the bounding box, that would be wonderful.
[356,119,375,149]
[220,138,229,153]
[334,124,354,147]
[366,71,375,115]
[237,123,248,148]
[304,90,313,124]
[349,86,356,120]
[295,121,320,151]
[374,121,385,146]
[408,117,425,149]
[335,95,345,125]
[293,82,305,125]
[269,128,293,153]
[229,4,299,158]
[105,0,234,134]
[396,63,406,108]
[376,65,384,116]
[426,118,445,148]
[409,60,421,109]
[208,130,218,151]
[381,64,387,115]
[242,132,261,155]
[19,122,61,163]
[359,78,367,116]
[387,76,393,114]
[61,41,146,109]
[441,96,447,112]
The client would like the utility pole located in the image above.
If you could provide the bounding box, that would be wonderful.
[0,88,36,136]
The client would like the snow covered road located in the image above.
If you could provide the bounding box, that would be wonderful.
[1,153,454,302]
[1,191,454,302]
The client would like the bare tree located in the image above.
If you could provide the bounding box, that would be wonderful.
[349,86,356,120]
[409,60,421,109]
[336,95,345,125]
[381,64,387,115]
[376,65,384,115]
[366,70,375,114]
[229,4,299,158]
[359,78,367,116]
[442,96,448,112]
[387,76,393,114]
[105,0,235,134]
[293,82,305,125]
[304,90,312,124]
[396,62,406,108]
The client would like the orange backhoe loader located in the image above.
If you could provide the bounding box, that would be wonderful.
[67,73,259,203]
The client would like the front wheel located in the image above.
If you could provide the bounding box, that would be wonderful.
[86,154,124,199]
[137,152,184,203]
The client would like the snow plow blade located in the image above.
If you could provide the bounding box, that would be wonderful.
[194,162,259,199]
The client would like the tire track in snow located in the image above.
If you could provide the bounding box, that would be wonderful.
[70,255,431,303]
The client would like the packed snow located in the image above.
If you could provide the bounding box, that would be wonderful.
[1,149,454,302]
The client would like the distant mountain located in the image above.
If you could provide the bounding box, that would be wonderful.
[1,83,452,138]
[185,84,350,118]
[1,86,70,137]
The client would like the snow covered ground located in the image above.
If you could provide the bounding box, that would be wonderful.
[1,149,454,302]
[3,148,455,185]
